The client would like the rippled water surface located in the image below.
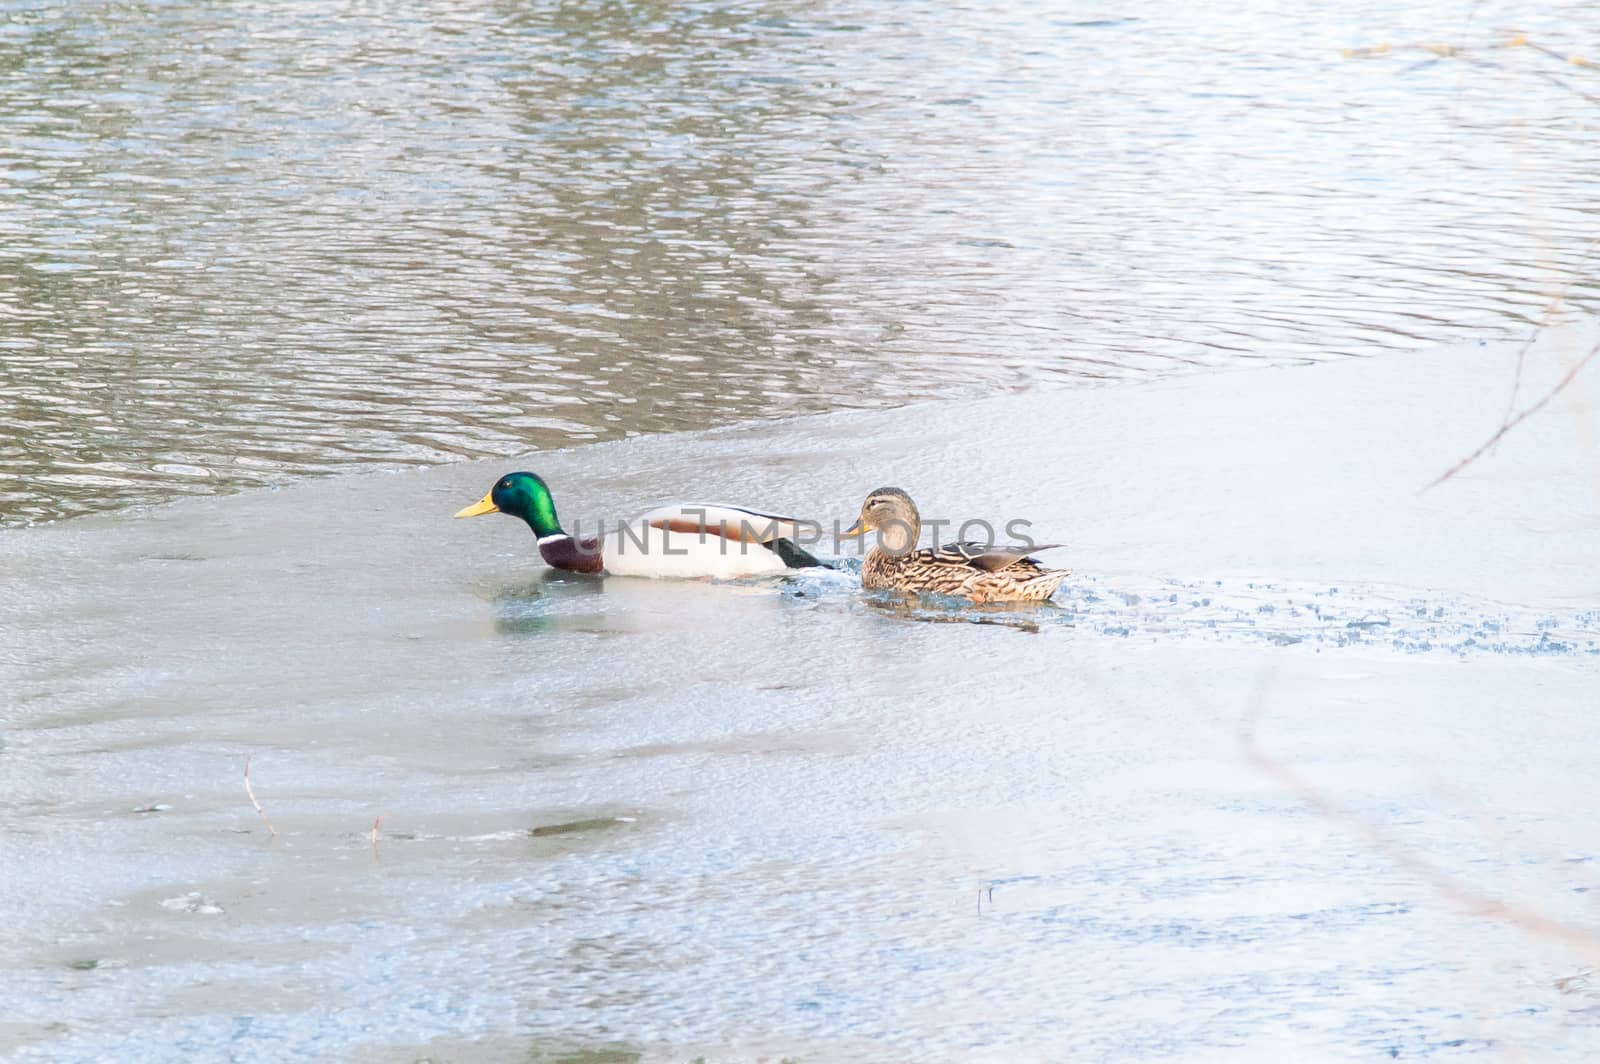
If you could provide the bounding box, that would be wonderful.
[4,0,1600,522]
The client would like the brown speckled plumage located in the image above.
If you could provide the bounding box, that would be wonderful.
[862,545,1067,603]
[845,487,1069,604]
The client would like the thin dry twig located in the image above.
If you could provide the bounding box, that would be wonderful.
[371,812,386,851]
[243,755,277,837]
[1344,33,1600,106]
[1069,647,1600,1057]
[1502,326,1537,426]
[1238,676,1600,960]
[1420,337,1600,493]
[1501,234,1600,423]
[1345,29,1600,491]
[1343,32,1599,69]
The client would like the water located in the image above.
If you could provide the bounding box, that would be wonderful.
[3,334,1599,1060]
[6,1,1600,1057]
[6,0,1600,523]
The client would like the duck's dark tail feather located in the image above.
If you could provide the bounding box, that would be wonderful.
[766,537,831,569]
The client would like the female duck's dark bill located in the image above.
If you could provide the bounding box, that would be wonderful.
[455,493,499,518]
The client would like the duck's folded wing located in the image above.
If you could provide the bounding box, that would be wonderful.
[941,541,1066,572]
[639,503,807,544]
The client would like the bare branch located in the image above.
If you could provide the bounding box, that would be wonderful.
[1238,678,1600,958]
[1420,337,1600,493]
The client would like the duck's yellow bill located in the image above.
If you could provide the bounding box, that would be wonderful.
[838,518,870,539]
[454,493,499,519]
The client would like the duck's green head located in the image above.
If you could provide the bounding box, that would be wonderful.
[454,472,564,538]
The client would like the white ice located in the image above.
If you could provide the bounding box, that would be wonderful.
[1,326,1597,1061]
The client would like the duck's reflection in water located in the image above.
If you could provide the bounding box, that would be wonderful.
[488,569,605,636]
[858,589,1067,634]
[488,568,796,638]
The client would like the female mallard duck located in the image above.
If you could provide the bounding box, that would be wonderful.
[455,471,825,578]
[839,487,1068,603]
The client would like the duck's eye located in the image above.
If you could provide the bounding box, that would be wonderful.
[499,479,511,489]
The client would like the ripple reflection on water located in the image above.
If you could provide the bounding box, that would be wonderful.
[5,1,1600,522]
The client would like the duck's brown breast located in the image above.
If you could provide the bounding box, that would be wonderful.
[539,535,605,573]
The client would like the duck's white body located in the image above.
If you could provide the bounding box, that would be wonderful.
[598,503,813,579]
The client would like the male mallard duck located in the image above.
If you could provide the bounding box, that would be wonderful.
[839,486,1068,603]
[455,471,825,578]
